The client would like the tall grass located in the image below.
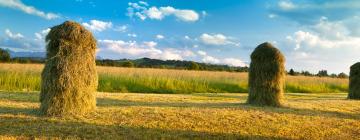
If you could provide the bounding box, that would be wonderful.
[0,63,348,93]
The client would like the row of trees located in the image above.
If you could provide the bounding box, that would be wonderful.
[288,69,348,78]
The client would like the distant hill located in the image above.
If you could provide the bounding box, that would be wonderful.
[97,58,248,72]
[8,56,248,72]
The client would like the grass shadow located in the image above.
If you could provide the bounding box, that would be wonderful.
[0,106,39,116]
[97,98,360,120]
[0,116,290,140]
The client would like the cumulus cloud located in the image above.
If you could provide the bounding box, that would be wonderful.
[223,58,247,67]
[197,50,246,67]
[1,29,44,52]
[127,33,137,38]
[34,28,50,41]
[271,0,360,24]
[5,29,24,39]
[199,33,240,46]
[114,25,128,32]
[127,1,201,22]
[281,17,360,73]
[156,34,164,39]
[82,20,113,32]
[143,41,157,47]
[97,39,195,61]
[0,0,60,20]
[278,1,296,10]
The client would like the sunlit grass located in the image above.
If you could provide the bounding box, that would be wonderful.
[0,91,359,139]
[0,63,348,93]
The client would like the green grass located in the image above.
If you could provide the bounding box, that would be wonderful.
[0,91,359,139]
[0,63,349,93]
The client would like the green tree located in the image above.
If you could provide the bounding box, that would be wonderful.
[289,69,295,76]
[317,70,328,77]
[0,48,10,62]
[188,61,200,70]
[337,72,348,78]
[122,61,135,67]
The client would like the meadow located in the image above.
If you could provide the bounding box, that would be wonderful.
[0,91,359,139]
[0,63,348,93]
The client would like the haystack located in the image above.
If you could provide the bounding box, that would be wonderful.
[349,62,360,99]
[247,42,285,107]
[40,21,98,116]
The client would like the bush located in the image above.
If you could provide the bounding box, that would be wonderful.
[40,21,98,116]
[247,42,285,107]
[349,62,360,99]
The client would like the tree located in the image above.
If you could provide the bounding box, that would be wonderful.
[0,48,10,62]
[122,61,135,67]
[317,70,328,77]
[289,69,295,76]
[188,61,200,70]
[338,72,348,78]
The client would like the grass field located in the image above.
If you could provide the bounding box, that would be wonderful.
[0,63,348,93]
[0,91,359,139]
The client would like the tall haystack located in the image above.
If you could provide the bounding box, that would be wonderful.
[40,21,98,116]
[247,42,285,107]
[349,62,360,99]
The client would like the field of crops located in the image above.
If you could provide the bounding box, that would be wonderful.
[0,63,348,93]
[0,91,359,139]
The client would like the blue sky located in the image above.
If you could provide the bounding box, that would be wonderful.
[1,0,360,74]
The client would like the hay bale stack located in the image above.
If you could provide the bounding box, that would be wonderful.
[247,42,285,107]
[40,21,98,116]
[349,62,360,100]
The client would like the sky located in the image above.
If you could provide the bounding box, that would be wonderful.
[1,0,360,74]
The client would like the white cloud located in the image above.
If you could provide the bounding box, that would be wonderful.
[82,20,113,32]
[282,17,360,73]
[34,28,50,41]
[199,33,240,46]
[5,29,24,39]
[197,50,246,66]
[143,41,157,47]
[278,1,296,10]
[1,29,44,51]
[127,33,137,38]
[98,39,194,61]
[156,34,165,39]
[223,58,247,67]
[202,55,220,64]
[0,0,60,20]
[197,50,207,56]
[127,2,200,22]
[268,14,277,19]
[114,25,128,32]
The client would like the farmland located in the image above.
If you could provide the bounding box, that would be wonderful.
[0,91,359,139]
[0,63,348,93]
[0,63,358,139]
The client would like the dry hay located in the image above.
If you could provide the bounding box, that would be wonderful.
[349,62,360,99]
[247,42,285,107]
[40,21,98,116]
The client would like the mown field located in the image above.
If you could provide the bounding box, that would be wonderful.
[0,63,348,93]
[0,91,359,139]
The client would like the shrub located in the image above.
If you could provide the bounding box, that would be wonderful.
[349,62,360,99]
[40,21,98,116]
[247,42,285,107]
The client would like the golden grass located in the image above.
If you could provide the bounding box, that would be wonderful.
[0,91,359,139]
[0,63,348,93]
